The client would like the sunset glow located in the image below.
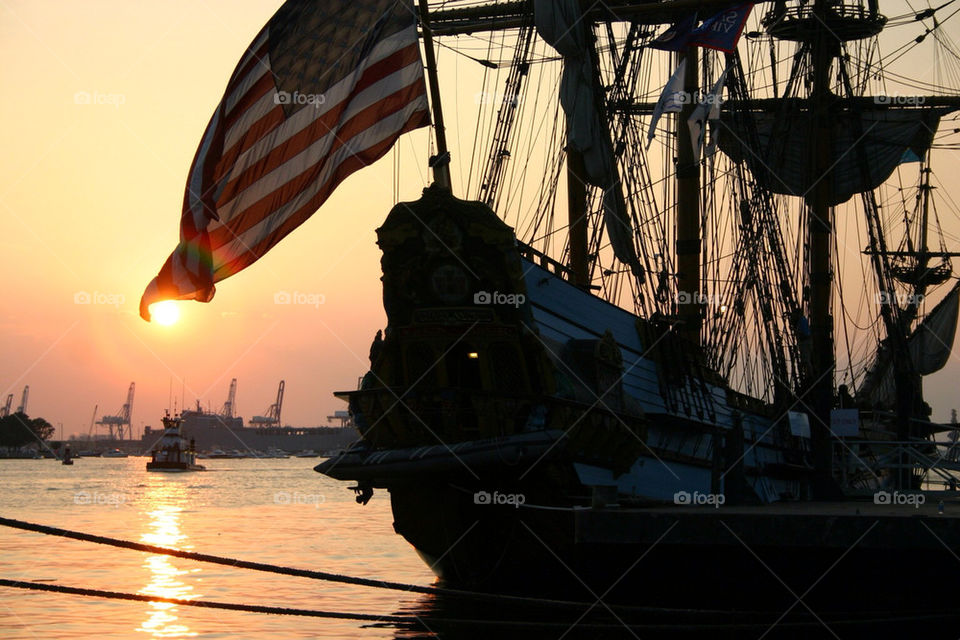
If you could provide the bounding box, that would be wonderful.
[0,0,957,439]
[138,488,197,638]
[151,301,180,327]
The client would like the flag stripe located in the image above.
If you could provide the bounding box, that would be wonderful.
[225,45,272,115]
[209,78,427,248]
[217,108,430,277]
[225,70,277,130]
[215,109,286,184]
[224,90,282,152]
[221,30,419,174]
[218,52,423,207]
[231,30,270,81]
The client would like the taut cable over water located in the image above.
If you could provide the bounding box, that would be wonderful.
[3,513,960,630]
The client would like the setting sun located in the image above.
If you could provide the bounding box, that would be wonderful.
[150,301,180,326]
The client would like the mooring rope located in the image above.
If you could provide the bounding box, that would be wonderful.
[0,579,410,623]
[4,578,958,632]
[0,516,439,596]
[4,515,957,628]
[0,515,732,616]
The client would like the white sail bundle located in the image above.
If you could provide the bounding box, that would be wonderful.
[860,282,960,408]
[647,59,687,149]
[534,0,641,275]
[687,67,729,161]
[910,281,960,375]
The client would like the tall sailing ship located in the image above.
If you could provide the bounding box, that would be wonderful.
[143,0,960,616]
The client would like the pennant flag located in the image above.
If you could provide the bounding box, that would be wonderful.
[647,59,688,148]
[687,67,729,161]
[688,3,754,53]
[648,13,697,52]
[140,0,430,321]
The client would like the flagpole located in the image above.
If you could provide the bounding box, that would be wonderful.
[417,0,451,190]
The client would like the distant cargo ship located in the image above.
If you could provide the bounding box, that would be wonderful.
[140,406,358,455]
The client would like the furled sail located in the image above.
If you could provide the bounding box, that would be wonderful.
[717,107,951,206]
[910,280,960,375]
[859,281,960,408]
[534,0,641,274]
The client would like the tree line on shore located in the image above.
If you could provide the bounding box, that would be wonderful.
[0,413,55,448]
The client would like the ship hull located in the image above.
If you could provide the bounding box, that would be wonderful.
[388,481,960,614]
[146,462,205,472]
[313,188,960,629]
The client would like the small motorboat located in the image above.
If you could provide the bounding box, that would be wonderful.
[102,448,128,458]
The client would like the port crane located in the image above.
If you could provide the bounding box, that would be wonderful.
[0,394,12,418]
[15,386,29,414]
[86,405,98,438]
[97,382,135,439]
[219,378,238,418]
[250,380,284,428]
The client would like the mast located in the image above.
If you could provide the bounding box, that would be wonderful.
[676,48,701,344]
[567,150,590,287]
[417,0,451,190]
[916,160,934,290]
[806,0,840,499]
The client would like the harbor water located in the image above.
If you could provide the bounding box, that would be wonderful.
[1,457,953,639]
[0,457,434,639]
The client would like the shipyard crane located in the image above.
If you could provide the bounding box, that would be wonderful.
[249,380,284,428]
[219,378,238,418]
[97,382,135,440]
[16,386,29,414]
[86,405,98,438]
[0,394,12,418]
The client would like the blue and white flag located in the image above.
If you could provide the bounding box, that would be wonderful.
[687,67,729,160]
[648,13,697,52]
[688,4,754,53]
[646,59,687,148]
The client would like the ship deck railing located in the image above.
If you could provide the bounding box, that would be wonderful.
[833,438,960,487]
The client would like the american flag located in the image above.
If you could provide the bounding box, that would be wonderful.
[140,0,429,320]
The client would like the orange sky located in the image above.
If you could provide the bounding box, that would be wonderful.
[1,1,959,438]
[0,0,414,436]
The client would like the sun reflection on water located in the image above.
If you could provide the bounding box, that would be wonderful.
[137,482,199,637]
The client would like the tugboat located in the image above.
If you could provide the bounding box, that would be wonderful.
[146,414,205,472]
